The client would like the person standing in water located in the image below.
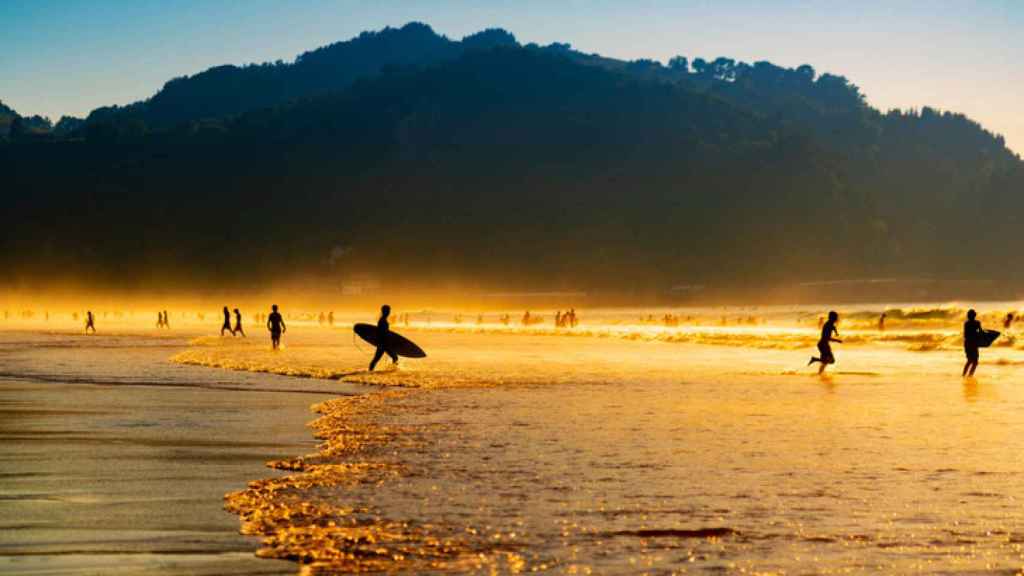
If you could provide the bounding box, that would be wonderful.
[809,310,842,374]
[85,311,96,334]
[267,305,285,350]
[369,304,398,371]
[233,308,245,337]
[963,309,983,377]
[221,306,232,336]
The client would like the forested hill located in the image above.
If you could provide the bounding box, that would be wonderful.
[2,24,1021,298]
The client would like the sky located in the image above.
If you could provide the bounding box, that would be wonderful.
[2,0,1021,152]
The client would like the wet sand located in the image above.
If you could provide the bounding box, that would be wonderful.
[0,330,362,575]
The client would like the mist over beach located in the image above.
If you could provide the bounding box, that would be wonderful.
[4,1,1024,574]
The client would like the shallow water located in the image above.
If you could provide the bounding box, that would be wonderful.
[5,305,1024,574]
[181,318,1024,573]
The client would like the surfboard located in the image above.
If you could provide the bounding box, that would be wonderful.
[353,323,427,358]
[979,329,1000,348]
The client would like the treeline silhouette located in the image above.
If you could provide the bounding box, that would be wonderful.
[2,23,1021,296]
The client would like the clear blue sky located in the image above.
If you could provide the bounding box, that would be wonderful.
[3,0,1021,152]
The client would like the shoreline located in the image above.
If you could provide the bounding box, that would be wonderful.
[0,329,363,575]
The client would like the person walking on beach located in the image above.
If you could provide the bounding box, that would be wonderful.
[157,311,164,328]
[221,306,232,336]
[808,310,842,374]
[267,305,285,350]
[85,311,96,334]
[369,304,398,371]
[233,308,245,337]
[963,309,983,377]
[878,312,886,332]
[163,310,170,329]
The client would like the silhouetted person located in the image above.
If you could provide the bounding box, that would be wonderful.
[267,305,285,350]
[319,312,326,326]
[221,306,232,336]
[233,308,245,337]
[555,310,562,327]
[1004,313,1015,330]
[963,309,983,377]
[157,312,163,328]
[85,311,96,334]
[808,310,842,374]
[522,311,531,326]
[878,312,886,332]
[369,304,398,371]
[163,310,170,329]
[328,311,334,327]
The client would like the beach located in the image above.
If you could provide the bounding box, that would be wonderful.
[4,305,1024,573]
[0,329,360,575]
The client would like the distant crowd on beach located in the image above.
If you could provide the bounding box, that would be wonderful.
[2,302,1011,378]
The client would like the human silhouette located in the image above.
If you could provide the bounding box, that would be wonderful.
[85,311,96,334]
[1004,312,1015,330]
[368,304,398,371]
[808,310,842,374]
[221,306,232,336]
[163,310,170,329]
[157,311,163,328]
[233,308,245,337]
[878,312,886,332]
[963,309,983,377]
[328,311,334,327]
[267,305,285,350]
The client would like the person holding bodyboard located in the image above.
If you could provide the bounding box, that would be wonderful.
[963,309,999,377]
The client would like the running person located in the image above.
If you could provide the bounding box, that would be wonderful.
[267,305,285,350]
[368,304,398,371]
[809,310,842,374]
[963,309,983,377]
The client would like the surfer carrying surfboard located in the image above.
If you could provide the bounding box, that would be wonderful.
[808,310,842,374]
[369,305,398,371]
[963,309,983,377]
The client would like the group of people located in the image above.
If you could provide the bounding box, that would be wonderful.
[317,311,335,327]
[809,309,991,377]
[220,306,246,337]
[554,309,578,328]
[156,310,171,329]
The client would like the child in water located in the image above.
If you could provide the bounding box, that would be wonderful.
[963,309,983,377]
[809,310,842,374]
